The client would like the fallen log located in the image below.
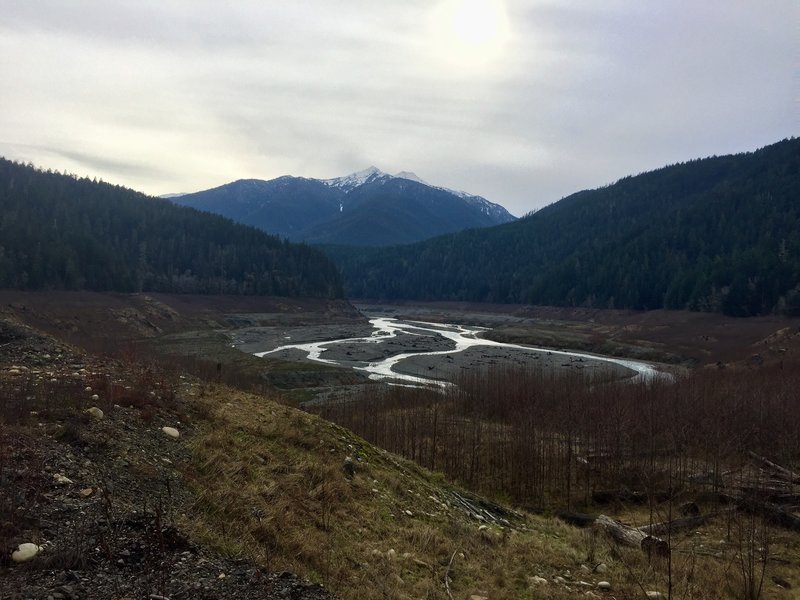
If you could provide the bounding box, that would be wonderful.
[556,511,596,528]
[748,451,800,484]
[737,497,800,532]
[639,510,734,536]
[594,515,670,558]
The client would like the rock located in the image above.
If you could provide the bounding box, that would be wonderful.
[469,595,489,600]
[84,386,92,392]
[161,426,180,439]
[53,473,73,485]
[85,407,104,420]
[530,576,548,585]
[554,576,567,584]
[597,581,611,590]
[405,510,413,517]
[646,592,666,599]
[595,562,608,573]
[580,564,591,573]
[386,549,396,560]
[90,394,99,401]
[79,488,94,497]
[12,543,41,563]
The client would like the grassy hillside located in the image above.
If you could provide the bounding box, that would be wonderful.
[330,138,800,316]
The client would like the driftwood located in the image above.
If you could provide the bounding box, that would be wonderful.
[594,515,670,558]
[737,497,800,532]
[639,510,734,536]
[556,511,596,528]
[748,451,800,484]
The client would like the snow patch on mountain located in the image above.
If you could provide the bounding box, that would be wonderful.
[321,166,389,192]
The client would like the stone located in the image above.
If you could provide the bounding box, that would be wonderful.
[53,473,73,485]
[554,576,567,584]
[646,592,665,599]
[90,394,99,401]
[85,407,104,420]
[469,596,489,600]
[79,488,94,497]
[386,549,396,560]
[530,576,548,585]
[12,543,41,563]
[162,426,180,438]
[597,581,611,590]
[594,562,608,573]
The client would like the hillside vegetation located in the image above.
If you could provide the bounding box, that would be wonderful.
[330,138,800,316]
[0,159,342,298]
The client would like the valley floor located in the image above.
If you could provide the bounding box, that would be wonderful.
[2,291,800,599]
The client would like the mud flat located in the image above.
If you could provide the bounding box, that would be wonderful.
[393,345,631,381]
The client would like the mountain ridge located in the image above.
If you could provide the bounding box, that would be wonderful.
[170,167,516,246]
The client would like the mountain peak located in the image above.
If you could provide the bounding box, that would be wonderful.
[321,166,388,192]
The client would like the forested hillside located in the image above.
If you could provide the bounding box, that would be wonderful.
[0,159,343,298]
[329,138,800,316]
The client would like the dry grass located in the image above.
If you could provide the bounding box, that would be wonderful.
[184,384,604,600]
[181,383,800,599]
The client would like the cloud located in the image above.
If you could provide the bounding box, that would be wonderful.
[0,1,795,215]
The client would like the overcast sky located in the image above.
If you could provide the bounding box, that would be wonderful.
[1,1,796,215]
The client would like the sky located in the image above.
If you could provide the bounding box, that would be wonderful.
[0,1,796,216]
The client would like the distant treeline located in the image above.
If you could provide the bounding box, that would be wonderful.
[328,138,800,316]
[0,159,343,298]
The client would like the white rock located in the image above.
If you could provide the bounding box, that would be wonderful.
[646,593,665,600]
[386,549,397,560]
[53,473,73,485]
[597,581,611,590]
[91,394,99,401]
[595,562,608,573]
[162,426,180,439]
[530,576,548,585]
[554,576,567,584]
[86,407,104,420]
[85,386,92,392]
[12,543,41,563]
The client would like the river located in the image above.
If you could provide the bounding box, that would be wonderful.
[253,316,662,388]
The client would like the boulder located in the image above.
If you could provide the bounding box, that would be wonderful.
[11,543,41,563]
[85,407,104,420]
[162,426,180,439]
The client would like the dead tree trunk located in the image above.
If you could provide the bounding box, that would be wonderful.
[748,451,800,484]
[594,514,670,558]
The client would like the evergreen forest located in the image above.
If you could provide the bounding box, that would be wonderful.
[0,159,343,298]
[328,138,800,316]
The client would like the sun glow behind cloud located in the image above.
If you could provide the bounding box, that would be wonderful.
[429,0,511,72]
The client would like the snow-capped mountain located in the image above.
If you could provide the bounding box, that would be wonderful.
[170,167,516,247]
